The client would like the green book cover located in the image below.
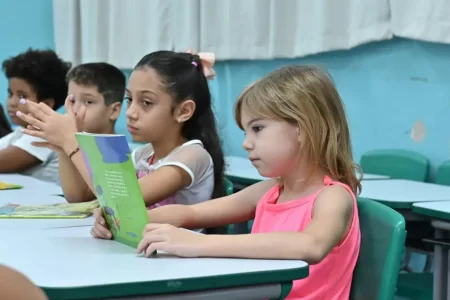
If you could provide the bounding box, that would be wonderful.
[75,133,149,248]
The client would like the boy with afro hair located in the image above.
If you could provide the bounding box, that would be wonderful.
[0,48,71,184]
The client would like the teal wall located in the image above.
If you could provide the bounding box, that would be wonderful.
[0,0,54,115]
[1,0,450,176]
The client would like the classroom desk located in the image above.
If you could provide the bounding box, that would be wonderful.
[225,156,389,185]
[361,180,450,298]
[0,194,94,229]
[0,217,94,230]
[358,172,390,180]
[360,179,450,210]
[1,227,309,300]
[225,156,267,185]
[413,201,450,300]
[0,194,66,206]
[0,173,63,195]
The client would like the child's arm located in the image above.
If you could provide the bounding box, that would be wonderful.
[147,179,278,227]
[0,147,41,172]
[92,179,277,239]
[58,150,95,203]
[199,185,354,264]
[59,140,198,206]
[0,133,50,173]
[0,265,48,300]
[137,144,216,207]
[0,131,59,173]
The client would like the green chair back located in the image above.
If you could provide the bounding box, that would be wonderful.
[360,149,429,182]
[205,179,234,235]
[224,177,234,195]
[350,198,406,300]
[436,160,450,186]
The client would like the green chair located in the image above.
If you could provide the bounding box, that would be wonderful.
[224,177,234,195]
[436,160,450,186]
[395,273,432,300]
[206,178,234,234]
[222,178,252,234]
[350,198,406,300]
[360,149,429,182]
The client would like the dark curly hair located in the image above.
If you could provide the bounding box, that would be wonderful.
[2,48,71,110]
[66,62,126,105]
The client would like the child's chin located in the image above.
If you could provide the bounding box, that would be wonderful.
[130,134,145,143]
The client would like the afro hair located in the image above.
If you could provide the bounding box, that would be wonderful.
[2,48,71,110]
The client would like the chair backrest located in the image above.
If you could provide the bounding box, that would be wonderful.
[360,149,429,182]
[350,197,406,300]
[436,161,450,186]
[224,177,234,195]
[205,178,234,234]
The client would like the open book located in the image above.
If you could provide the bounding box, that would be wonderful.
[0,200,98,218]
[75,132,149,248]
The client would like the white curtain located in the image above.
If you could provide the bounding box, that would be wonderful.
[55,0,450,67]
[390,0,450,44]
[196,0,392,60]
[53,0,173,68]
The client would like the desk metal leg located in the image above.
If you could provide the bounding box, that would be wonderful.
[431,221,450,300]
[448,251,450,300]
[433,231,447,300]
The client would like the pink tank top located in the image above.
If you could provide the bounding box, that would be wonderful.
[251,176,360,300]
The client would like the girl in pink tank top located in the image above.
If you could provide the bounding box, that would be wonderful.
[252,176,360,299]
[96,65,362,300]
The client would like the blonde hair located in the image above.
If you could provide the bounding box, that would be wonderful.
[235,65,361,194]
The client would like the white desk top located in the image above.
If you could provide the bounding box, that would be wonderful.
[225,156,389,182]
[0,194,66,206]
[0,195,93,229]
[358,172,390,180]
[360,179,450,208]
[0,173,63,195]
[1,227,308,290]
[412,201,450,220]
[413,201,450,212]
[0,217,93,230]
[225,156,268,182]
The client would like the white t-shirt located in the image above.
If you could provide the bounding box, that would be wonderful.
[0,128,59,184]
[131,139,215,207]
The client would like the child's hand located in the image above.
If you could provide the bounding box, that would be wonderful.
[137,224,207,258]
[90,208,112,239]
[16,96,86,151]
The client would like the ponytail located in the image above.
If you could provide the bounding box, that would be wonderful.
[135,50,226,199]
[195,108,225,198]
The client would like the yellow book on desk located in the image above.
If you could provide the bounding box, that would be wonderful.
[0,181,23,190]
[0,200,99,219]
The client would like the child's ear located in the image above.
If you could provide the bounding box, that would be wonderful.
[175,100,196,123]
[40,98,56,110]
[108,102,122,122]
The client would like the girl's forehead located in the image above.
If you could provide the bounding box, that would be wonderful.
[128,68,163,91]
[240,104,271,121]
[8,78,35,93]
